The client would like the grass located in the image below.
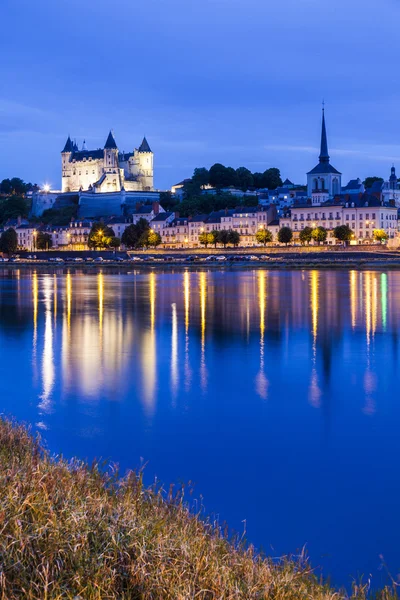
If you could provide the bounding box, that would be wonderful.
[0,418,397,599]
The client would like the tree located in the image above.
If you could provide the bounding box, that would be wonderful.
[373,228,388,243]
[209,164,238,188]
[0,179,12,195]
[0,228,17,254]
[278,226,293,246]
[148,231,162,248]
[210,229,220,248]
[121,219,150,248]
[311,226,328,245]
[88,223,115,249]
[228,230,240,247]
[36,232,53,250]
[255,229,273,246]
[192,168,209,188]
[0,196,29,223]
[109,237,121,250]
[333,224,353,243]
[236,167,254,191]
[9,178,27,195]
[363,176,383,189]
[299,226,313,245]
[262,168,282,190]
[0,178,28,196]
[217,230,230,248]
[199,232,210,247]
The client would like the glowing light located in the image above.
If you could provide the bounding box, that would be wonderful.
[256,270,268,399]
[381,273,388,330]
[43,184,51,192]
[184,270,190,333]
[39,276,54,413]
[149,271,156,329]
[183,271,192,392]
[171,303,178,399]
[98,271,104,339]
[199,272,207,391]
[66,271,72,331]
[310,270,319,340]
[142,272,157,414]
[350,270,357,329]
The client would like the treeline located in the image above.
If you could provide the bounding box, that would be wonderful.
[0,196,30,225]
[186,165,283,193]
[0,178,36,196]
[160,165,284,218]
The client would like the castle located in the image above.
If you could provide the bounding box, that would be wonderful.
[61,131,154,193]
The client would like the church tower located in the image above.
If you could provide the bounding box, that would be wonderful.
[307,108,341,204]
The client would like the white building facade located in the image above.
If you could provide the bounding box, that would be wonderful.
[61,132,154,194]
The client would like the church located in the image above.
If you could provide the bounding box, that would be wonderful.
[306,109,341,204]
[61,131,154,193]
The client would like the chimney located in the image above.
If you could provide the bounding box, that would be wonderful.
[174,211,180,219]
[17,215,21,226]
[152,201,160,215]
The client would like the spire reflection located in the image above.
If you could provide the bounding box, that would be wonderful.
[183,271,192,392]
[256,270,268,400]
[142,272,157,414]
[39,275,54,414]
[199,271,207,392]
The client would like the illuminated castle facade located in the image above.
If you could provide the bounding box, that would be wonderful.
[61,131,154,193]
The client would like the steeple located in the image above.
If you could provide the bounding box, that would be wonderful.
[138,136,152,153]
[104,130,117,149]
[62,135,73,153]
[319,107,329,164]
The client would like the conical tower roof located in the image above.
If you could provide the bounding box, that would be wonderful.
[62,135,73,153]
[104,130,117,149]
[138,136,152,153]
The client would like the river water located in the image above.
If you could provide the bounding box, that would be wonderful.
[0,267,399,587]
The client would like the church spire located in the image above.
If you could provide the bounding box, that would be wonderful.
[319,106,330,164]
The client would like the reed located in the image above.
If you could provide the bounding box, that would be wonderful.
[0,418,396,599]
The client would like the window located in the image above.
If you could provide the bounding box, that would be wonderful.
[359,214,363,220]
[346,214,349,220]
[372,213,376,219]
[352,214,355,220]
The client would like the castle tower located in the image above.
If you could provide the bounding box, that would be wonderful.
[306,108,342,204]
[133,136,154,190]
[61,135,73,193]
[103,130,121,191]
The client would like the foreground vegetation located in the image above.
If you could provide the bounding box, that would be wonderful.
[0,418,397,599]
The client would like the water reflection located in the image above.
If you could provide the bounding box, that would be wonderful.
[5,268,398,419]
[1,268,400,585]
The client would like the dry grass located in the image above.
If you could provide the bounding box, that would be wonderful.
[0,418,396,599]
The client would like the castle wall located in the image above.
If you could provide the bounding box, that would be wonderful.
[62,157,104,192]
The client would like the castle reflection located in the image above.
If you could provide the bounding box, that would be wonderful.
[0,268,398,423]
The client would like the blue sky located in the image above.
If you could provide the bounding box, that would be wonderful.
[1,0,400,190]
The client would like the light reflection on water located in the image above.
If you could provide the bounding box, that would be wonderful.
[0,267,399,587]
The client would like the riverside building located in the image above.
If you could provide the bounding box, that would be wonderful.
[280,110,398,242]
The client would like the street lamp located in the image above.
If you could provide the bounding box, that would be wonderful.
[43,184,51,193]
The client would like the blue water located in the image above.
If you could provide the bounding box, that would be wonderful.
[0,267,399,588]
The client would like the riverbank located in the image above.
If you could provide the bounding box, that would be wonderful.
[2,253,400,271]
[0,418,395,599]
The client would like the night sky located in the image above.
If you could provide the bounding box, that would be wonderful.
[1,0,400,190]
